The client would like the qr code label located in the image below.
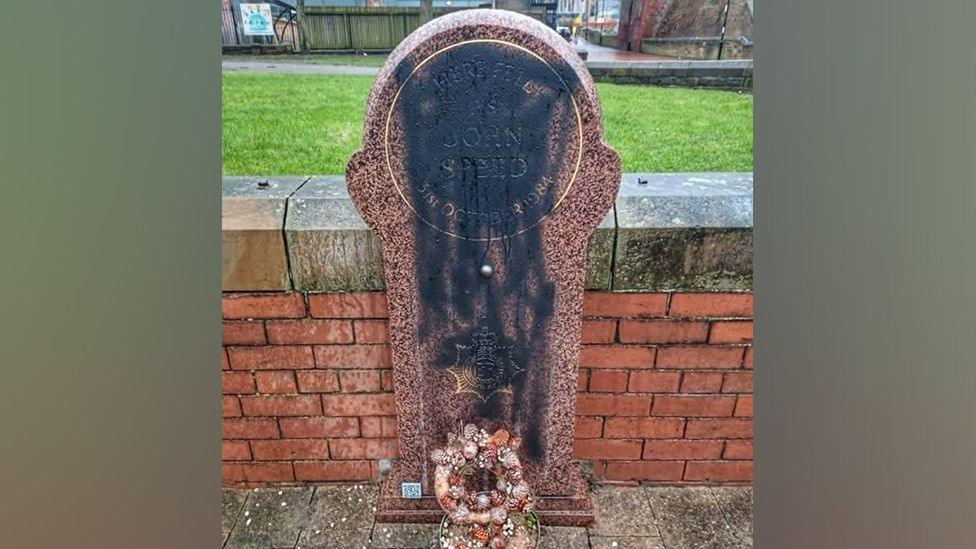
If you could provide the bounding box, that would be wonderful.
[401,482,422,499]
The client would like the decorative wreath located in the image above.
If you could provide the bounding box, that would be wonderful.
[430,423,538,549]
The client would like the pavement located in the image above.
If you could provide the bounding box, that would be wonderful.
[220,38,669,76]
[222,484,752,548]
[221,61,381,75]
[573,38,668,62]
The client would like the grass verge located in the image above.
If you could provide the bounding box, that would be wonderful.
[222,72,752,175]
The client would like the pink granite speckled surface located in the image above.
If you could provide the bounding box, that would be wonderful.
[346,9,620,526]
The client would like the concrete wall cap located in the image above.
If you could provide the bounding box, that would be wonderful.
[616,172,753,229]
[222,176,307,231]
[285,176,369,231]
[221,173,753,292]
[587,59,752,70]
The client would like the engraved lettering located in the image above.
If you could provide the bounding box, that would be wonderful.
[510,158,527,178]
[462,127,480,147]
[439,159,455,177]
[391,42,579,239]
[505,127,522,146]
[442,130,459,149]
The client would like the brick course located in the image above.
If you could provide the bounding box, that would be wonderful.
[222,321,267,345]
[222,293,306,319]
[254,371,297,394]
[266,319,354,345]
[618,320,709,344]
[221,290,753,486]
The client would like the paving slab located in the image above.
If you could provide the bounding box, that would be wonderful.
[709,487,753,546]
[296,525,372,549]
[590,535,667,549]
[222,489,248,534]
[220,485,751,548]
[589,486,660,537]
[540,526,589,548]
[225,487,314,549]
[370,522,435,548]
[222,61,381,75]
[645,487,746,549]
[575,37,668,62]
[306,484,377,532]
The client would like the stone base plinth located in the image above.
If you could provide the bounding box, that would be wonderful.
[375,463,595,527]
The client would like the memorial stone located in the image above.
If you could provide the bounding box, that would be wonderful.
[346,9,620,525]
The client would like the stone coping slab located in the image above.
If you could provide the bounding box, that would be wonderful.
[613,172,753,291]
[586,60,752,90]
[221,173,753,292]
[222,58,751,73]
[221,176,308,291]
[285,176,384,292]
[616,172,753,228]
[222,176,307,230]
[587,59,752,70]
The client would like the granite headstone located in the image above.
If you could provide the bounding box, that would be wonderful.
[346,9,620,525]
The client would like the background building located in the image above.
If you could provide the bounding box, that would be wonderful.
[615,0,753,58]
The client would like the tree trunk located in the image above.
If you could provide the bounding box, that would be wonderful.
[419,0,433,25]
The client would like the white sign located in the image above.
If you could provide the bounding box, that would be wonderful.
[400,482,421,499]
[241,3,274,36]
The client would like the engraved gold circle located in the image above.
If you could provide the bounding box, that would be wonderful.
[383,39,584,241]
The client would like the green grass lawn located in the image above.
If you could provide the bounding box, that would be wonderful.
[222,72,752,175]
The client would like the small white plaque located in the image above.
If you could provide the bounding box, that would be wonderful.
[240,4,275,36]
[401,482,422,499]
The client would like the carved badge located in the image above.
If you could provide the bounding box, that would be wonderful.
[448,326,523,401]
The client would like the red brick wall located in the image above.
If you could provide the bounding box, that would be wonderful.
[221,291,753,485]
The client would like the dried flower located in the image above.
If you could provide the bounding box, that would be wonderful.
[499,448,519,469]
[449,452,466,468]
[471,525,490,544]
[431,448,449,465]
[491,429,510,445]
[507,466,523,483]
[475,429,490,446]
[480,444,497,463]
[489,490,505,507]
[511,482,529,500]
[489,506,507,525]
[439,493,457,511]
[449,504,470,523]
